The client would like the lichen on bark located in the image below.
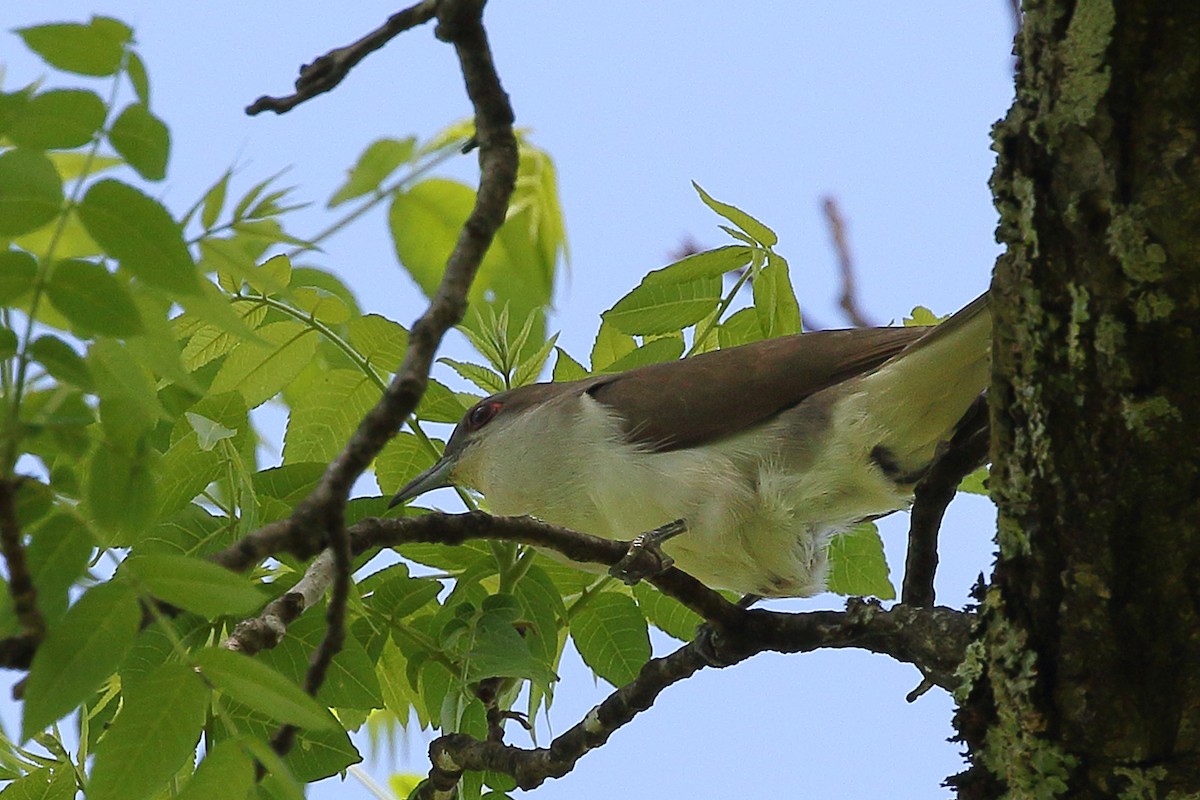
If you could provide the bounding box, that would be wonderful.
[954,1,1200,797]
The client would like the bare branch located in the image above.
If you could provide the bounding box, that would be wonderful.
[821,196,877,328]
[246,0,439,115]
[226,511,969,689]
[227,0,516,764]
[415,598,972,794]
[902,396,990,607]
[213,0,517,578]
[0,480,44,646]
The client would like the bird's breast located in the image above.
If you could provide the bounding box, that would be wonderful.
[473,393,910,597]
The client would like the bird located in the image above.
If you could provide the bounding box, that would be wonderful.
[391,293,991,598]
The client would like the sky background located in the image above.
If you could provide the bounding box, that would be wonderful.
[4,2,1016,797]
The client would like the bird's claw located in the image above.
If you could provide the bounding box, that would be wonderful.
[608,519,688,585]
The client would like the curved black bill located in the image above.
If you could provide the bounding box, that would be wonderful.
[387,455,457,509]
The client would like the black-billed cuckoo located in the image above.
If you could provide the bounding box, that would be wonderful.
[391,293,991,598]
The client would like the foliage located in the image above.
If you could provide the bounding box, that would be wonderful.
[0,15,964,799]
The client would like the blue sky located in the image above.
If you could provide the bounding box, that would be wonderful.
[4,2,1015,797]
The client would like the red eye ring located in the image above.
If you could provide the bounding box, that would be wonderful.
[466,401,502,431]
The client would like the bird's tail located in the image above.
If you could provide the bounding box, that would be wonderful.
[859,292,992,475]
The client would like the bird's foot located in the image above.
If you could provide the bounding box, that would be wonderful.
[608,519,688,585]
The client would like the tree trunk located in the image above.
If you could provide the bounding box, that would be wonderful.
[953,1,1200,796]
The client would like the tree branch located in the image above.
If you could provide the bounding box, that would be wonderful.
[416,598,972,795]
[212,0,517,576]
[0,479,44,646]
[225,0,517,764]
[226,511,971,691]
[902,395,990,607]
[245,0,440,115]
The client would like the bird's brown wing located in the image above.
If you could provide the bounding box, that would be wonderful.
[586,326,931,452]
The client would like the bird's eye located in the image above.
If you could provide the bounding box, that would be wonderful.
[465,401,502,431]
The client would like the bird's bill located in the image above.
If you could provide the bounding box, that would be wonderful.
[388,454,457,509]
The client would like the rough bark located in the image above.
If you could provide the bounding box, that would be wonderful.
[954,1,1200,797]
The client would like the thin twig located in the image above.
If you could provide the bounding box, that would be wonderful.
[246,0,440,115]
[902,396,990,607]
[821,196,877,328]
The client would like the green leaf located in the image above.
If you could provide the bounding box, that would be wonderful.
[604,276,721,336]
[16,17,131,76]
[589,319,635,372]
[124,554,266,617]
[88,338,162,429]
[108,102,170,180]
[86,437,158,538]
[0,327,16,359]
[551,346,588,382]
[128,287,198,391]
[194,648,339,730]
[512,331,559,387]
[22,582,140,740]
[417,378,469,423]
[292,286,351,325]
[0,150,63,237]
[0,250,38,303]
[959,466,990,496]
[374,432,436,496]
[0,766,77,800]
[12,209,102,263]
[239,738,304,799]
[88,662,208,800]
[44,259,142,336]
[254,612,383,710]
[439,358,507,395]
[601,336,684,373]
[7,89,106,150]
[208,321,318,408]
[26,513,94,625]
[643,245,752,284]
[826,522,895,599]
[126,50,150,104]
[347,314,408,369]
[282,369,378,463]
[77,179,198,294]
[633,582,702,642]
[904,305,943,326]
[753,251,802,338]
[185,411,237,451]
[48,151,123,181]
[717,306,765,348]
[28,335,93,390]
[389,178,474,297]
[512,564,567,667]
[137,507,231,558]
[569,592,650,687]
[461,608,556,685]
[174,739,255,800]
[361,565,442,623]
[389,178,554,350]
[692,182,778,246]
[199,169,232,231]
[253,462,324,507]
[329,136,416,207]
[154,393,249,522]
[252,253,292,294]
